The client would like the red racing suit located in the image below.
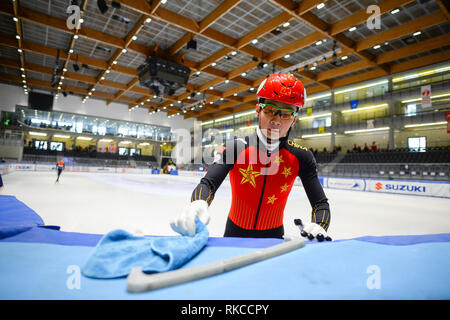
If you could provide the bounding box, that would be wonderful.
[191,133,330,238]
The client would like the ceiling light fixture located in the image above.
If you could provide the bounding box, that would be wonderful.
[404,121,447,128]
[344,127,390,134]
[302,133,331,138]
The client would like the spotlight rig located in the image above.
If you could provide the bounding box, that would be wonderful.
[138,57,190,98]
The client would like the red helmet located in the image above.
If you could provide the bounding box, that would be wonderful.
[256,73,306,108]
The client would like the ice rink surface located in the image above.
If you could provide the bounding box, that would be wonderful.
[1,171,449,239]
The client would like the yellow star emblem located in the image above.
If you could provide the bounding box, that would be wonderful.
[239,163,261,188]
[274,155,284,165]
[267,194,277,204]
[280,183,289,192]
[282,167,292,178]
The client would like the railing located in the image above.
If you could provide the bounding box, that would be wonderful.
[0,128,24,142]
[21,153,159,169]
[0,138,23,147]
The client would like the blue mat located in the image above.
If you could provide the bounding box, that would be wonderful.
[1,195,450,299]
[0,239,449,299]
[0,195,44,239]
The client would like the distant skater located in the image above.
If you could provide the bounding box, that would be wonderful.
[56,160,65,183]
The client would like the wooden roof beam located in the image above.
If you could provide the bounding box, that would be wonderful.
[435,0,450,20]
[1,1,318,119]
[0,72,141,106]
[330,0,416,35]
[100,15,151,105]
[268,0,390,75]
[168,0,243,55]
[58,0,89,97]
[195,47,450,120]
[355,12,448,52]
[12,0,26,92]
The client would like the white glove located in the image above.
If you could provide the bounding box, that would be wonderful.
[170,200,210,236]
[300,222,332,242]
[282,233,302,241]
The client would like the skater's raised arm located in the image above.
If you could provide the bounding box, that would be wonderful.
[296,148,332,241]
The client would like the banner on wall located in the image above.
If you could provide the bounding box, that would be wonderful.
[367,179,449,198]
[421,85,431,108]
[367,119,375,129]
[327,178,365,191]
[324,177,449,198]
[350,99,358,110]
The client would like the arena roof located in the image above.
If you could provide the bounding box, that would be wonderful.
[0,0,449,120]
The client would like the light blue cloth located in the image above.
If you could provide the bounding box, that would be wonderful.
[82,219,209,279]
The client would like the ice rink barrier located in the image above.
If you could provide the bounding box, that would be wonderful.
[0,163,152,175]
[323,176,450,199]
[2,164,448,198]
[178,171,450,198]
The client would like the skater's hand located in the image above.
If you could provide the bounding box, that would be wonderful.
[170,200,210,236]
[301,222,331,241]
[295,219,331,242]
